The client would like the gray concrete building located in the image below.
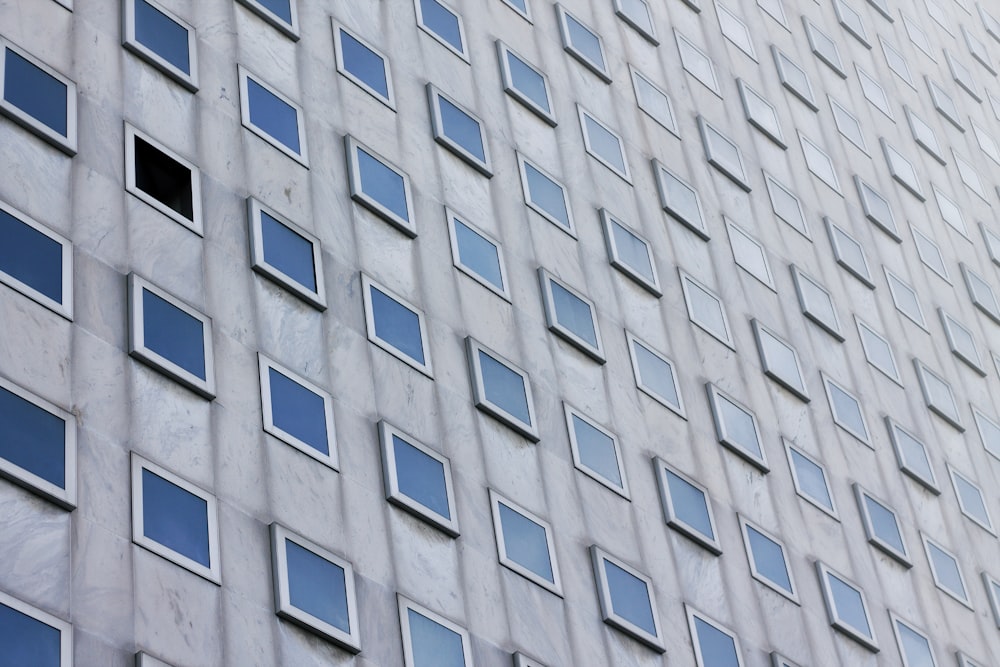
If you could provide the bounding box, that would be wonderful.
[2,0,1000,665]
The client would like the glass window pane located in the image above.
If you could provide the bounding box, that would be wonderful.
[747,526,792,591]
[257,0,292,23]
[268,367,329,455]
[896,621,935,667]
[550,281,598,347]
[790,449,833,511]
[498,503,554,582]
[142,288,206,380]
[453,218,503,291]
[142,468,210,567]
[339,30,389,99]
[260,211,316,291]
[437,97,485,162]
[394,435,450,519]
[0,386,66,487]
[693,617,740,667]
[285,539,349,632]
[135,0,190,73]
[583,114,626,174]
[717,395,762,458]
[357,147,409,222]
[927,542,967,599]
[604,560,656,635]
[3,48,68,136]
[864,495,905,553]
[479,350,530,425]
[566,15,605,70]
[633,342,679,407]
[571,414,622,487]
[0,208,63,302]
[247,78,300,154]
[408,609,466,667]
[524,163,570,228]
[828,573,871,637]
[505,51,549,114]
[665,469,714,539]
[370,286,425,365]
[419,0,464,53]
[610,220,655,284]
[0,603,61,667]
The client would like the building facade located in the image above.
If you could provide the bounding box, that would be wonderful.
[2,0,1000,665]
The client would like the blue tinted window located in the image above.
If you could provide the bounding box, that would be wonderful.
[0,209,63,302]
[717,395,762,458]
[260,211,316,292]
[370,286,425,365]
[0,386,65,488]
[479,350,530,425]
[571,415,622,487]
[505,0,528,12]
[357,148,409,222]
[394,435,450,519]
[134,0,191,73]
[565,15,605,70]
[789,449,834,511]
[142,468,210,567]
[257,0,292,23]
[828,573,871,637]
[665,470,714,540]
[408,609,466,667]
[338,30,389,99]
[896,621,934,667]
[610,220,655,284]
[247,78,300,154]
[437,97,485,162]
[0,603,61,667]
[285,540,349,632]
[927,543,966,599]
[418,0,464,54]
[142,288,206,380]
[864,495,905,553]
[452,218,503,291]
[746,526,792,592]
[633,343,679,407]
[3,48,68,137]
[693,617,740,667]
[505,51,550,113]
[498,503,553,582]
[524,163,570,228]
[550,281,598,347]
[268,368,328,455]
[583,115,626,173]
[604,560,656,635]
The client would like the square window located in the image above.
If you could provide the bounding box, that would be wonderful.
[538,268,604,362]
[854,484,911,566]
[0,199,73,319]
[826,218,874,288]
[654,458,721,553]
[0,39,77,154]
[716,2,756,60]
[235,0,299,39]
[127,273,215,399]
[891,615,937,667]
[345,135,416,237]
[726,219,774,290]
[784,441,837,518]
[0,376,77,509]
[790,265,842,340]
[973,408,1000,461]
[124,123,202,235]
[905,106,944,164]
[961,263,1000,323]
[822,373,871,446]
[654,160,708,239]
[518,153,575,236]
[590,546,665,652]
[752,320,808,399]
[466,337,538,441]
[939,308,984,375]
[799,133,840,193]
[757,0,787,27]
[946,50,982,101]
[737,79,784,148]
[556,5,610,82]
[676,31,721,95]
[804,18,846,77]
[247,198,325,309]
[686,607,745,667]
[707,383,768,471]
[238,67,307,165]
[834,0,869,46]
[914,359,963,431]
[333,23,395,109]
[577,106,630,182]
[427,84,492,176]
[911,225,950,281]
[564,404,629,497]
[447,208,509,299]
[626,332,685,417]
[740,517,797,601]
[490,490,562,594]
[884,268,925,327]
[815,561,879,651]
[414,0,467,60]
[886,417,939,493]
[681,270,734,347]
[765,173,809,238]
[985,573,1000,629]
[497,41,555,126]
[854,176,897,239]
[926,77,964,130]
[949,466,994,533]
[379,420,458,536]
[270,523,360,652]
[398,596,473,667]
[362,275,433,376]
[829,96,867,153]
[130,453,220,583]
[772,46,817,110]
[881,139,923,200]
[631,67,677,135]
[698,116,750,191]
[856,318,901,383]
[0,590,72,667]
[933,186,967,237]
[879,37,914,87]
[922,535,971,607]
[857,65,894,120]
[123,0,198,91]
[601,209,661,296]
[614,0,657,44]
[258,354,338,470]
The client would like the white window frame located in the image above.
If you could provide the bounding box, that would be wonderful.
[512,652,546,667]
[926,76,964,130]
[854,483,911,566]
[938,308,985,375]
[398,595,474,667]
[654,458,722,553]
[680,270,734,348]
[496,40,555,126]
[590,545,665,652]
[345,134,416,238]
[698,116,750,191]
[675,30,721,96]
[765,172,809,238]
[236,0,299,40]
[237,66,308,167]
[740,516,798,602]
[834,0,869,47]
[854,175,897,240]
[946,50,982,101]
[538,268,605,363]
[913,359,963,431]
[867,0,892,20]
[446,207,510,300]
[910,225,950,282]
[922,534,971,608]
[790,264,842,340]
[564,403,629,498]
[955,151,989,202]
[737,78,785,148]
[973,121,1000,165]
[123,0,199,91]
[247,197,326,310]
[932,186,968,238]
[855,317,901,384]
[890,614,938,667]
[577,106,631,182]
[826,217,874,288]
[804,17,846,77]
[815,561,879,652]
[961,263,1000,324]
[466,337,539,442]
[413,0,468,61]
[490,489,563,595]
[726,218,775,290]
[614,0,657,44]
[630,67,678,136]
[716,1,756,60]
[857,65,894,120]
[0,590,73,667]
[829,96,868,154]
[124,122,203,235]
[822,372,871,446]
[881,139,923,200]
[973,408,1000,461]
[772,46,817,110]
[757,0,787,27]
[258,353,338,470]
[379,420,459,536]
[686,606,746,667]
[626,332,686,418]
[0,38,78,155]
[771,653,802,667]
[269,523,361,652]
[500,0,532,22]
[783,440,837,519]
[426,83,492,177]
[333,21,395,110]
[707,383,768,471]
[879,37,915,88]
[127,272,216,399]
[130,452,221,583]
[884,268,926,329]
[752,319,808,399]
[948,466,995,534]
[517,152,575,237]
[886,417,939,493]
[799,132,841,193]
[361,274,434,377]
[600,208,661,296]
[653,160,709,239]
[556,4,611,83]
[0,199,73,319]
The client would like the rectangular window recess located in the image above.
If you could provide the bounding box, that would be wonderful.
[247,197,326,310]
[235,0,300,40]
[496,40,556,126]
[538,267,605,363]
[361,274,434,377]
[600,208,661,296]
[123,0,199,91]
[446,208,510,300]
[654,458,722,554]
[0,198,74,319]
[345,134,416,237]
[0,38,78,154]
[466,337,539,442]
[333,21,395,109]
[124,122,203,235]
[490,489,563,595]
[238,66,308,166]
[427,83,492,176]
[0,590,73,667]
